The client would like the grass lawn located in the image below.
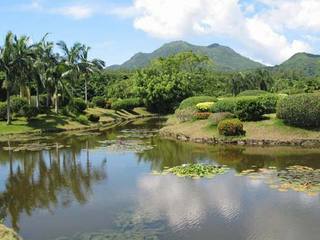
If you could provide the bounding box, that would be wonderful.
[161,114,320,141]
[0,107,154,136]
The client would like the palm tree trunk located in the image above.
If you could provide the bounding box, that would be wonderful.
[6,89,11,125]
[54,88,58,113]
[36,85,39,109]
[46,88,51,109]
[85,78,88,104]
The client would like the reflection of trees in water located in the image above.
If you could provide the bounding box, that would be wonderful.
[0,140,107,231]
[136,138,320,172]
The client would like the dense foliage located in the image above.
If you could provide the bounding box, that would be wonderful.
[238,90,269,96]
[218,119,245,136]
[235,97,266,121]
[277,93,320,128]
[179,96,217,109]
[196,102,214,112]
[134,52,210,113]
[111,98,142,111]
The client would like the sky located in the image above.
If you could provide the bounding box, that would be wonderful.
[0,0,320,66]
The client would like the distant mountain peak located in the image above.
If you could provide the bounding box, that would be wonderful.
[207,43,220,48]
[108,41,265,71]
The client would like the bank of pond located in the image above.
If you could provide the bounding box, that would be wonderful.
[0,117,320,240]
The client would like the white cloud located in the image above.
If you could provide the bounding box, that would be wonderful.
[53,5,94,20]
[114,0,315,64]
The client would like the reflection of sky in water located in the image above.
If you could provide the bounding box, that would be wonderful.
[135,172,320,240]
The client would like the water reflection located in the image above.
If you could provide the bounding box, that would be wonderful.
[0,140,107,231]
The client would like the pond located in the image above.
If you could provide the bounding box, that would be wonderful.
[0,118,320,240]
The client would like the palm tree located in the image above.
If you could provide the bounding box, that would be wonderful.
[79,45,105,103]
[0,32,33,124]
[57,41,83,95]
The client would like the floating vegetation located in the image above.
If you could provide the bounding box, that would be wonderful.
[157,164,229,179]
[118,129,158,139]
[2,142,69,152]
[53,210,164,240]
[238,165,320,196]
[99,139,154,153]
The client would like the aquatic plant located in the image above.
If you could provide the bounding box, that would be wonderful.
[238,165,320,196]
[160,164,229,179]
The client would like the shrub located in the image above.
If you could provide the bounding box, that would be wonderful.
[208,112,235,126]
[92,96,106,108]
[175,107,197,122]
[238,90,269,97]
[22,106,39,120]
[218,119,246,136]
[88,114,100,123]
[196,102,214,112]
[0,102,7,120]
[11,97,28,113]
[212,98,237,113]
[179,96,217,109]
[235,97,266,121]
[277,93,320,128]
[76,115,89,125]
[111,98,142,111]
[71,98,87,113]
[257,94,279,114]
[193,112,211,120]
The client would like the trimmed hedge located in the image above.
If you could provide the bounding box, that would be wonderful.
[208,112,234,126]
[277,93,320,128]
[111,98,142,111]
[196,102,214,112]
[179,96,217,109]
[22,106,39,120]
[0,102,7,120]
[238,90,269,97]
[235,97,265,121]
[193,112,211,120]
[212,98,236,113]
[257,94,279,114]
[76,115,89,125]
[218,119,246,136]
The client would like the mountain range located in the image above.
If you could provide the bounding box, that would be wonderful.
[108,41,320,76]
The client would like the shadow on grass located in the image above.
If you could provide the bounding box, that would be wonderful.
[26,113,69,132]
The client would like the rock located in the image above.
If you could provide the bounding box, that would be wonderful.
[301,140,320,147]
[0,224,22,240]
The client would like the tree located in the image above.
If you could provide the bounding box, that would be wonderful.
[79,45,105,103]
[134,52,210,113]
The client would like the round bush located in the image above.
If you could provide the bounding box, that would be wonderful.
[88,114,100,123]
[196,102,214,112]
[235,97,266,121]
[208,112,234,126]
[277,93,320,128]
[111,98,142,111]
[175,107,197,122]
[257,94,279,114]
[179,96,217,109]
[212,98,236,113]
[0,102,7,120]
[238,90,269,97]
[11,97,28,113]
[92,96,106,108]
[76,115,89,125]
[218,119,246,136]
[72,98,87,113]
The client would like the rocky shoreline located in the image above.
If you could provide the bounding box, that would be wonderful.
[159,129,320,147]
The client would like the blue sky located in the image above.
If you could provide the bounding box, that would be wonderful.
[1,0,320,66]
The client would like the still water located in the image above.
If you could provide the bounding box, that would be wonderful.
[0,118,320,240]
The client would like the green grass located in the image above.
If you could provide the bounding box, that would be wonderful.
[0,107,154,136]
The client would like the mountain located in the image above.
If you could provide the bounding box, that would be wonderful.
[108,41,265,71]
[273,52,320,76]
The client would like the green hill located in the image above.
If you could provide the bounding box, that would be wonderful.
[108,41,264,71]
[273,53,320,76]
